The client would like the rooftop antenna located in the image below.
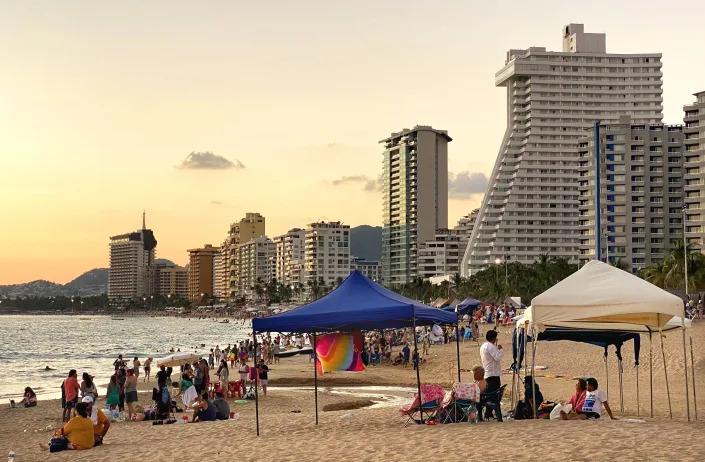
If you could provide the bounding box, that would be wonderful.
[142,210,146,230]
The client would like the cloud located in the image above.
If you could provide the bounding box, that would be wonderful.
[210,200,223,206]
[330,174,382,192]
[448,171,488,199]
[177,152,245,170]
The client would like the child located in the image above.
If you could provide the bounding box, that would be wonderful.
[578,378,616,420]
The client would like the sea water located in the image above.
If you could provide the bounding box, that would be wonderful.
[0,315,253,400]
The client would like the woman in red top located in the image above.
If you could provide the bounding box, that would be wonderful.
[560,378,587,420]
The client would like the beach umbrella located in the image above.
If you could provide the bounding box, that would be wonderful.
[156,352,200,367]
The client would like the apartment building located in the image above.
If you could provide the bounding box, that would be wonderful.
[228,213,265,298]
[462,24,664,275]
[231,236,276,298]
[684,91,705,249]
[108,213,157,303]
[156,264,188,299]
[274,228,306,287]
[350,257,380,282]
[417,229,464,280]
[188,244,218,302]
[578,116,686,272]
[304,222,351,289]
[380,126,451,286]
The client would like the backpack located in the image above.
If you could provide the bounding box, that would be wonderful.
[513,400,532,420]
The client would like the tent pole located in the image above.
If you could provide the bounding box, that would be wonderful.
[618,359,623,414]
[649,330,653,418]
[659,328,672,419]
[531,325,537,420]
[636,362,640,418]
[455,322,461,382]
[412,315,423,423]
[690,335,698,420]
[604,348,609,401]
[313,332,319,425]
[682,319,690,422]
[252,329,260,436]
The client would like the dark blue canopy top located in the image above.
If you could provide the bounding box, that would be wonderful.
[441,297,482,315]
[252,271,458,333]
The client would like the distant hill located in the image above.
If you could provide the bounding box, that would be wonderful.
[156,258,176,266]
[350,225,382,261]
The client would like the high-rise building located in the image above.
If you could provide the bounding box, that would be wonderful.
[461,24,664,275]
[212,238,229,300]
[684,91,705,249]
[108,213,157,303]
[231,236,276,298]
[417,229,464,280]
[188,244,218,302]
[156,264,188,299]
[229,213,265,299]
[454,209,479,237]
[304,222,351,291]
[380,126,451,286]
[274,228,306,288]
[577,116,686,273]
[350,257,380,282]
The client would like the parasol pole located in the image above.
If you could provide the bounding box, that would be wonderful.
[659,328,672,419]
[412,315,423,423]
[682,319,690,422]
[313,332,319,425]
[649,330,653,418]
[690,335,698,420]
[252,328,260,436]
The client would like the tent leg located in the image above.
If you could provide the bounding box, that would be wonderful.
[455,323,461,382]
[659,328,672,419]
[252,329,260,436]
[531,325,537,420]
[412,316,423,423]
[604,349,609,401]
[313,332,319,425]
[618,359,624,414]
[682,320,690,422]
[690,336,698,420]
[649,331,653,419]
[636,363,640,418]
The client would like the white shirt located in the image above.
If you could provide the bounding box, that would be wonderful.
[582,389,608,415]
[480,341,504,378]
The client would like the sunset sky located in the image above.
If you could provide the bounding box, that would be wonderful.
[1,1,704,284]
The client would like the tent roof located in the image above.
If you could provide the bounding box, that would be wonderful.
[251,270,457,333]
[458,297,482,309]
[516,313,690,333]
[528,260,683,329]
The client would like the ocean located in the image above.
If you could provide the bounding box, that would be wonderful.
[0,314,253,401]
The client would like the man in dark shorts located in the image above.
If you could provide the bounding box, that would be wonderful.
[257,359,269,396]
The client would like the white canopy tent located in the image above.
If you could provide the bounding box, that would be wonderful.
[521,260,693,420]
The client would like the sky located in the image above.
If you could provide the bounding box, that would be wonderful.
[1,0,704,284]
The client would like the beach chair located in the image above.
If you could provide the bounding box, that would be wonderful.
[478,384,507,423]
[440,382,481,424]
[399,384,445,427]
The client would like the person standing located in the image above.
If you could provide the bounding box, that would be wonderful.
[80,373,98,403]
[192,361,204,394]
[133,357,141,378]
[124,369,138,420]
[105,374,120,410]
[113,354,125,371]
[116,368,126,413]
[256,358,269,396]
[217,359,229,398]
[143,357,153,383]
[479,330,503,418]
[62,370,80,422]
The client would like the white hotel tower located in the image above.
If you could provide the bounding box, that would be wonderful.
[461,24,664,275]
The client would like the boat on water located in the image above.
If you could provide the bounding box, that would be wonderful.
[111,318,125,321]
[275,346,313,358]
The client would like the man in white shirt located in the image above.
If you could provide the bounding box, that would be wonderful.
[479,330,503,418]
[578,378,616,420]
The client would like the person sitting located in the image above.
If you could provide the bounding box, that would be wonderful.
[191,392,217,422]
[211,391,230,420]
[472,366,487,394]
[402,343,410,366]
[41,402,94,452]
[392,352,405,366]
[18,387,37,407]
[576,378,617,420]
[523,376,543,418]
[560,378,587,420]
[81,396,110,446]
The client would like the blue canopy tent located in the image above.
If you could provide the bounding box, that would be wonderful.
[442,297,482,316]
[250,270,458,434]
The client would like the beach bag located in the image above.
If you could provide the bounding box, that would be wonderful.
[49,436,69,453]
[513,401,532,420]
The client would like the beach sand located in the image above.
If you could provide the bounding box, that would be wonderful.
[2,321,705,461]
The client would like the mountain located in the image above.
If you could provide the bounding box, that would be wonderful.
[156,258,176,266]
[350,225,382,261]
[0,268,108,298]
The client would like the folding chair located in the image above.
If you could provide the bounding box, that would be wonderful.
[399,384,445,426]
[401,400,441,427]
[478,384,507,422]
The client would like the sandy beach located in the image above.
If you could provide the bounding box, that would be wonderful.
[2,321,705,461]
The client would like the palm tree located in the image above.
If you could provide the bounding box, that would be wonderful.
[610,258,631,272]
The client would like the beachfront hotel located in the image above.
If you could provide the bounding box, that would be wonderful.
[684,91,705,250]
[577,116,687,273]
[108,213,157,303]
[187,244,218,302]
[304,221,351,291]
[350,257,380,282]
[380,126,451,286]
[461,23,664,275]
[230,236,276,299]
[228,213,265,299]
[155,263,188,299]
[273,228,306,288]
[212,238,229,300]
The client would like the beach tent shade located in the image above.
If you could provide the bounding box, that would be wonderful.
[156,352,200,367]
[528,260,683,329]
[252,271,458,333]
[504,297,521,309]
[516,314,690,333]
[457,297,482,313]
